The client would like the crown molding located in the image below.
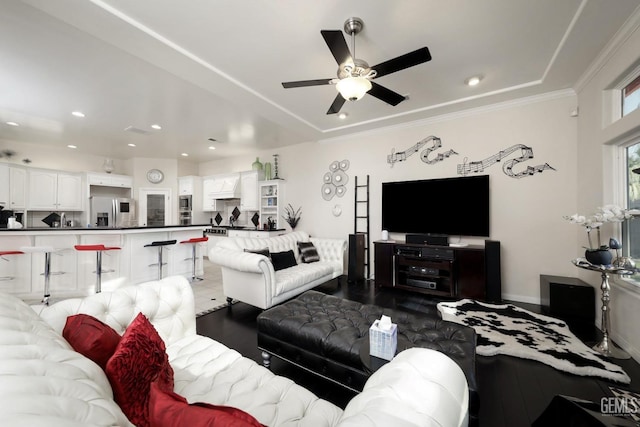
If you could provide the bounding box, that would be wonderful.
[574,4,640,93]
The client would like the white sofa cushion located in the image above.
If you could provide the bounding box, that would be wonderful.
[0,294,133,427]
[275,262,334,295]
[168,335,343,426]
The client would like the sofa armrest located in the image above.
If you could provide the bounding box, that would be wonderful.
[310,237,347,264]
[338,348,469,427]
[208,247,273,274]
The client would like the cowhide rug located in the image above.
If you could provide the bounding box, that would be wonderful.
[437,299,630,384]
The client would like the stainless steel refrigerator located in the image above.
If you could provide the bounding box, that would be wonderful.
[90,196,137,228]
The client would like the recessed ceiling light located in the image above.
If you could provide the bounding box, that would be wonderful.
[71,111,85,118]
[128,143,136,147]
[67,144,77,149]
[465,76,482,86]
[181,153,188,157]
[208,146,216,150]
[151,124,162,130]
[338,113,348,120]
[6,121,19,126]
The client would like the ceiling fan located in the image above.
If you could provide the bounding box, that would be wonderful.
[282,17,432,115]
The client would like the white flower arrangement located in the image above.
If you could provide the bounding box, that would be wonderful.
[565,204,640,250]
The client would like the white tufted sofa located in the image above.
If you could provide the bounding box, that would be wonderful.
[209,231,347,309]
[0,275,470,427]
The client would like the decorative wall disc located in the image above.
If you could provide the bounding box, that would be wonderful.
[321,183,336,201]
[321,159,350,201]
[332,170,348,186]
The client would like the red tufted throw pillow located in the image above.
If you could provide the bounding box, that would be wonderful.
[63,313,121,370]
[149,381,265,427]
[105,312,174,427]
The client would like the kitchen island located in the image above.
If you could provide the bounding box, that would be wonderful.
[0,225,208,302]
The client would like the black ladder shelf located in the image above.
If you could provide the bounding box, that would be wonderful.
[354,175,370,280]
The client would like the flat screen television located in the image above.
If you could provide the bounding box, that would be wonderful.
[381,175,490,237]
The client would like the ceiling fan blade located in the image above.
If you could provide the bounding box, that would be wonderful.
[372,47,432,78]
[282,78,334,88]
[326,94,346,115]
[368,82,406,106]
[321,30,353,65]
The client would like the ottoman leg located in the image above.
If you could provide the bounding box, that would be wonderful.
[261,351,271,369]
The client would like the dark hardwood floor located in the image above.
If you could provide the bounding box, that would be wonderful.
[196,278,640,426]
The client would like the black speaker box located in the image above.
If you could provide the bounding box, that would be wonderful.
[540,274,595,340]
[484,240,501,302]
[348,233,365,283]
[406,233,448,246]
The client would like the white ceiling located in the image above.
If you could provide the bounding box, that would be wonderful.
[1,0,639,161]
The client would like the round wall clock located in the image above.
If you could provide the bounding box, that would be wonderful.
[146,168,164,184]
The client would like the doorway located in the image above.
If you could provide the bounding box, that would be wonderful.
[138,188,172,226]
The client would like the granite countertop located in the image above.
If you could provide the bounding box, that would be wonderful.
[0,224,210,232]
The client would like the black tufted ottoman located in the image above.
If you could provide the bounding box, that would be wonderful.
[257,290,478,416]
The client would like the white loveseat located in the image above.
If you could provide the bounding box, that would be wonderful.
[209,231,347,309]
[0,276,470,426]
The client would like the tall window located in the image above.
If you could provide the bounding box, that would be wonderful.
[623,74,640,117]
[623,142,640,283]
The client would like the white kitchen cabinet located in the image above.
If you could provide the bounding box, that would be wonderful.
[28,169,82,211]
[9,166,27,209]
[226,229,250,238]
[227,229,283,238]
[178,176,195,195]
[249,230,286,238]
[202,177,221,211]
[87,172,133,188]
[240,170,262,211]
[0,164,8,208]
[259,180,285,229]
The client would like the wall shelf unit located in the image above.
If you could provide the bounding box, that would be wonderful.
[259,180,284,229]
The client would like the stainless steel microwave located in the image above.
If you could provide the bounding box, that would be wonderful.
[179,195,192,212]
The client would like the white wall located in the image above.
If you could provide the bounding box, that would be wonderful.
[576,16,640,360]
[200,92,580,303]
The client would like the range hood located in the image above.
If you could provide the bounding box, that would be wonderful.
[208,174,240,199]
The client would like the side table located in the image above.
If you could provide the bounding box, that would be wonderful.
[572,258,633,359]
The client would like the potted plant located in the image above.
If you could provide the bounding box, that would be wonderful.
[565,205,640,266]
[283,204,301,230]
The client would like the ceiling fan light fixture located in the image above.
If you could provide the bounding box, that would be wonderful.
[336,76,372,101]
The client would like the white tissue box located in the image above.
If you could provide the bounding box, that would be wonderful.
[369,317,397,361]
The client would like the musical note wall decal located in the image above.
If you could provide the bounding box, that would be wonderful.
[457,144,555,178]
[387,135,458,167]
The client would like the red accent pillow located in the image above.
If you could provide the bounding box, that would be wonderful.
[149,382,264,427]
[105,312,174,427]
[63,313,121,369]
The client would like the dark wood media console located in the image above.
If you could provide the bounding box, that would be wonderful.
[374,240,501,301]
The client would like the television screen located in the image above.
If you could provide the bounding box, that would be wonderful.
[381,175,490,237]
